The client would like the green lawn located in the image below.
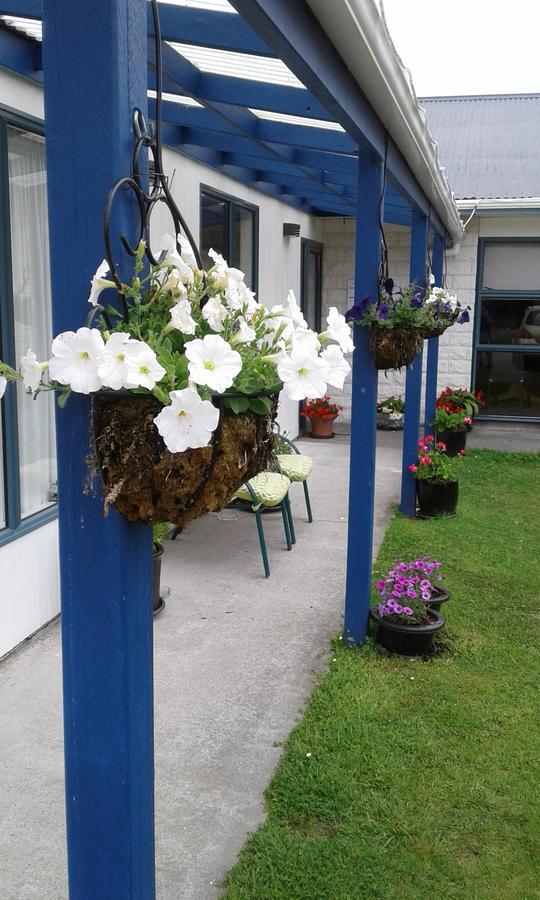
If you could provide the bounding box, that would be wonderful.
[223,450,540,900]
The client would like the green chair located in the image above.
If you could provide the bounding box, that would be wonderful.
[274,434,314,523]
[230,472,293,577]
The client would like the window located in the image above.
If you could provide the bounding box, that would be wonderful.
[0,113,57,542]
[200,187,258,291]
[474,239,540,420]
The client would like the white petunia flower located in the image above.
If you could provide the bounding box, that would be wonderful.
[170,298,197,335]
[277,350,329,401]
[202,296,228,333]
[324,307,354,354]
[178,235,199,270]
[161,269,188,300]
[184,334,242,393]
[124,341,166,390]
[159,234,194,285]
[0,375,6,399]
[97,332,133,390]
[283,289,307,328]
[49,327,105,394]
[208,248,228,276]
[88,260,115,307]
[20,349,44,393]
[321,344,351,389]
[291,328,320,353]
[153,388,220,454]
[232,317,256,344]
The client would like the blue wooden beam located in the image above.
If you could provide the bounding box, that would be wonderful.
[0,1,41,14]
[229,0,384,158]
[343,156,383,646]
[0,23,42,82]
[400,210,429,517]
[423,231,445,434]
[42,1,155,896]
[153,2,272,56]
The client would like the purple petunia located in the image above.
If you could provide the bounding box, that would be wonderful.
[402,607,413,615]
[345,293,372,321]
[378,301,389,321]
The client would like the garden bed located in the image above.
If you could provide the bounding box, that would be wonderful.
[223,450,540,899]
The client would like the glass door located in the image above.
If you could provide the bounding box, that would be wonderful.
[301,239,323,332]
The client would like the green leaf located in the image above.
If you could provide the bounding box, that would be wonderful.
[56,388,71,409]
[152,384,170,405]
[248,396,271,415]
[229,396,250,414]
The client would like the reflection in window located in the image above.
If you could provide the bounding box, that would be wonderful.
[8,127,56,519]
[479,297,540,345]
[475,350,540,417]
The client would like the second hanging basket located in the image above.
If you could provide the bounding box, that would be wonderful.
[370,326,423,370]
[92,391,278,529]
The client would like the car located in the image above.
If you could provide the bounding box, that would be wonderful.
[516,305,540,344]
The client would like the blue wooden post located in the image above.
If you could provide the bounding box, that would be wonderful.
[400,210,429,517]
[42,2,155,897]
[423,232,445,434]
[343,154,383,646]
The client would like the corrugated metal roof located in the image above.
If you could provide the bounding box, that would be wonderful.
[418,94,540,201]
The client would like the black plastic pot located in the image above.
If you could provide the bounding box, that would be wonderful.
[369,606,445,656]
[152,546,165,615]
[427,587,451,612]
[436,428,467,457]
[417,479,459,518]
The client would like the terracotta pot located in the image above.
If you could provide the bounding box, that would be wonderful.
[310,414,336,438]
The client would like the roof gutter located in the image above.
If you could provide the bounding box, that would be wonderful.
[305,0,463,243]
[457,198,540,213]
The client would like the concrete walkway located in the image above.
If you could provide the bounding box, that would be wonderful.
[0,432,403,899]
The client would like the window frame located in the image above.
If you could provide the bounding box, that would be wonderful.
[472,236,540,423]
[199,185,259,294]
[0,106,58,547]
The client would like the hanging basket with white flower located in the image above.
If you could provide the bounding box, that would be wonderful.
[0,236,353,527]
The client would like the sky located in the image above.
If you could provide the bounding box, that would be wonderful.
[381,0,540,97]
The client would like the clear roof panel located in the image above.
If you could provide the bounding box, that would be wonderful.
[148,89,202,107]
[157,0,235,10]
[168,42,304,88]
[0,16,42,41]
[249,108,344,132]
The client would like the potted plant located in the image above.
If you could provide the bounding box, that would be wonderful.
[369,557,447,655]
[152,523,170,615]
[437,386,483,425]
[377,395,404,430]
[345,278,470,371]
[0,241,353,528]
[409,435,466,517]
[430,408,472,457]
[301,396,343,438]
[421,284,471,338]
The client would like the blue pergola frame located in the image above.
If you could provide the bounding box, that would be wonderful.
[0,1,452,894]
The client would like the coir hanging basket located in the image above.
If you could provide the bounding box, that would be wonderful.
[92,391,278,528]
[370,326,423,370]
[416,321,447,340]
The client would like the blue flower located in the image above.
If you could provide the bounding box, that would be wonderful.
[458,309,470,324]
[378,301,389,321]
[345,292,372,322]
[411,289,425,309]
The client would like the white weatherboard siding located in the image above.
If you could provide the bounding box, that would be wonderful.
[0,521,59,658]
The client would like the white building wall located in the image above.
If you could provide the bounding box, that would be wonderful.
[0,75,324,653]
[0,70,60,658]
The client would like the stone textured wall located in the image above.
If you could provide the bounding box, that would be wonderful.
[320,217,480,427]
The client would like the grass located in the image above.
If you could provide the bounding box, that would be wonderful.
[223,450,540,900]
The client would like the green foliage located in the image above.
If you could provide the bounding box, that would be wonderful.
[377,395,404,414]
[152,521,170,550]
[358,283,433,331]
[223,450,540,900]
[430,408,468,434]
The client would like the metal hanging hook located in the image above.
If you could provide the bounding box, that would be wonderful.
[101,0,203,319]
